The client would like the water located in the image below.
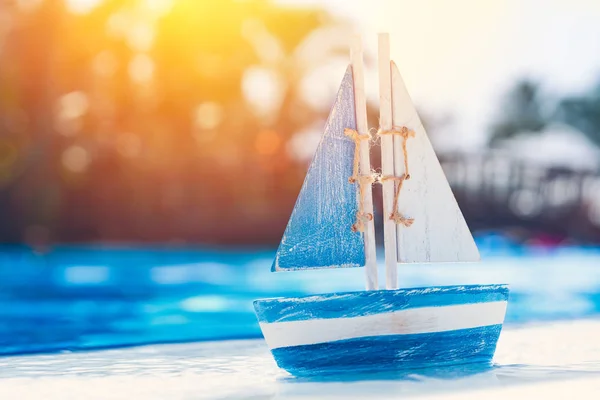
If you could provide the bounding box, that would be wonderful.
[1,239,600,398]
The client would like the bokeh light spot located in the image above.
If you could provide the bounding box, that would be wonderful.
[55,91,88,136]
[129,54,154,83]
[242,67,285,118]
[65,0,101,15]
[286,128,321,161]
[194,102,223,130]
[510,189,542,218]
[106,12,127,38]
[93,51,118,77]
[61,145,91,173]
[127,23,154,52]
[144,0,174,16]
[58,91,89,121]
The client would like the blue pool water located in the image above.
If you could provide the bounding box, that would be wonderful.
[1,238,600,398]
[1,237,600,355]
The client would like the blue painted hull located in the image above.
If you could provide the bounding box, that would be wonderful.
[254,284,509,376]
[273,325,503,376]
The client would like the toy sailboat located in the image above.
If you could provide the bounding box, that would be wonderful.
[253,34,509,376]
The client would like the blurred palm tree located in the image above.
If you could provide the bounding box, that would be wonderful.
[488,80,549,146]
[556,82,600,147]
[489,78,600,157]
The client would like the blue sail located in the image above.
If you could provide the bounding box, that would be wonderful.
[272,66,365,272]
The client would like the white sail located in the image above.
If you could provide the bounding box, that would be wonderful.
[390,61,480,263]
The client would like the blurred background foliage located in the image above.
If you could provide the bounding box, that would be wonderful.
[2,0,600,248]
[489,79,600,147]
[0,0,364,246]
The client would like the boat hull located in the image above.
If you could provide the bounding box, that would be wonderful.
[253,284,509,376]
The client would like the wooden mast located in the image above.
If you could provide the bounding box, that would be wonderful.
[378,33,399,290]
[350,36,378,290]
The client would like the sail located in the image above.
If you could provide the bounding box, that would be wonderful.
[390,62,480,263]
[272,66,366,272]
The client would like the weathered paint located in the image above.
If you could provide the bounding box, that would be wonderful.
[259,301,506,349]
[254,284,509,376]
[272,66,365,272]
[391,62,480,263]
[271,325,503,377]
[254,284,508,323]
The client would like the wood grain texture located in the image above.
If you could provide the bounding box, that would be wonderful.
[272,66,365,271]
[351,37,378,290]
[260,302,507,349]
[254,284,509,377]
[390,62,480,263]
[254,284,508,323]
[271,325,502,377]
[378,33,399,289]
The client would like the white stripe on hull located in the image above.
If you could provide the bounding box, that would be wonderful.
[260,301,507,349]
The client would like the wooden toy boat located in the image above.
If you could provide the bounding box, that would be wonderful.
[254,34,508,377]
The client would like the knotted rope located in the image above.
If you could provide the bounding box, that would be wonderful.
[380,175,414,227]
[378,126,416,227]
[344,128,374,232]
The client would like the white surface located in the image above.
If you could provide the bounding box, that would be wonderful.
[260,301,507,349]
[1,319,600,400]
[350,37,378,290]
[378,33,400,290]
[415,377,600,400]
[391,62,480,264]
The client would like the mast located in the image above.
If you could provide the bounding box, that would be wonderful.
[378,33,399,290]
[350,37,378,290]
